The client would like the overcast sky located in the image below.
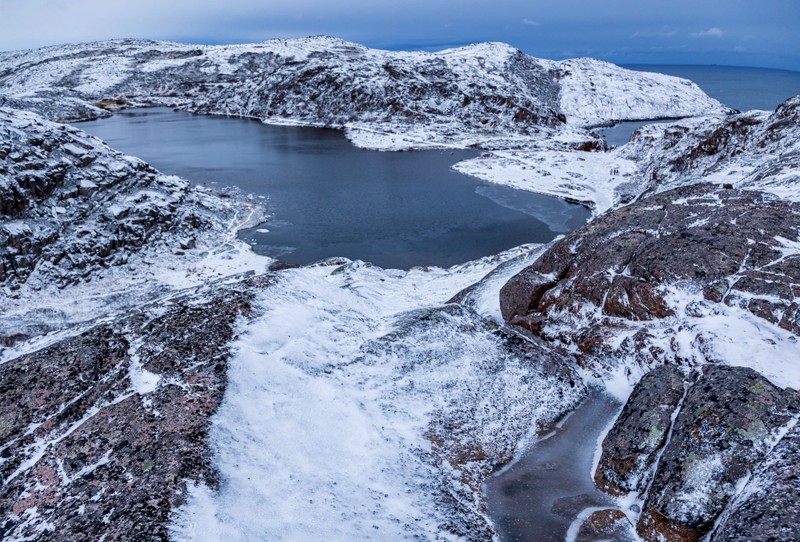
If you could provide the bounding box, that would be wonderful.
[3,0,799,70]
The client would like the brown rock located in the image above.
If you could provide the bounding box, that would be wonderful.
[577,509,635,542]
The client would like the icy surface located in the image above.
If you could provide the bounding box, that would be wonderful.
[454,144,639,215]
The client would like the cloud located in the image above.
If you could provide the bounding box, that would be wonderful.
[520,18,540,26]
[691,27,724,38]
[631,30,677,38]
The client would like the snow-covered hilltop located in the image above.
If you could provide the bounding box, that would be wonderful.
[0,106,266,349]
[544,57,728,127]
[0,37,727,149]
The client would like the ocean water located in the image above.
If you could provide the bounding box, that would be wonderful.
[80,108,590,269]
[625,64,800,112]
[599,65,800,145]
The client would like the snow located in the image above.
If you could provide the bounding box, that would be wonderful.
[672,453,725,523]
[126,339,160,396]
[663,287,800,389]
[5,507,56,542]
[62,143,88,156]
[171,252,582,540]
[541,57,730,127]
[1,221,32,236]
[453,144,639,215]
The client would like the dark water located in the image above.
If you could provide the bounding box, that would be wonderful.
[602,65,800,146]
[80,108,590,269]
[485,391,623,542]
[597,119,677,147]
[625,64,800,113]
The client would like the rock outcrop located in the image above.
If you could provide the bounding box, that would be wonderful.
[622,95,800,203]
[500,184,800,354]
[595,365,798,542]
[594,365,687,495]
[711,422,800,542]
[0,276,267,541]
[576,508,636,542]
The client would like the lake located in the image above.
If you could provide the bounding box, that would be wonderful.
[80,108,590,269]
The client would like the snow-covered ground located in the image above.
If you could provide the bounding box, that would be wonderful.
[170,248,585,541]
[454,145,639,215]
[541,57,727,128]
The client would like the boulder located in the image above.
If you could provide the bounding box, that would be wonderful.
[595,365,687,495]
[710,422,800,542]
[637,365,796,542]
[576,508,636,542]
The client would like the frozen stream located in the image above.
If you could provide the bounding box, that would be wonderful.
[485,390,625,542]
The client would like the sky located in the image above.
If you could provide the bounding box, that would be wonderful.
[2,0,799,71]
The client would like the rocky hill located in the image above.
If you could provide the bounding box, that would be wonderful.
[0,37,726,149]
[0,106,266,350]
[622,94,800,202]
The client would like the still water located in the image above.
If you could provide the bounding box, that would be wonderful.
[601,65,800,146]
[486,392,624,542]
[625,64,800,113]
[81,108,590,269]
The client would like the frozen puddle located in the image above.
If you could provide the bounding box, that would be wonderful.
[485,390,624,542]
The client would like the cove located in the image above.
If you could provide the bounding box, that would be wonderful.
[597,119,677,147]
[79,108,590,269]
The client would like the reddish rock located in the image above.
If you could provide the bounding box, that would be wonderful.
[577,508,635,542]
[500,185,800,345]
[0,278,266,541]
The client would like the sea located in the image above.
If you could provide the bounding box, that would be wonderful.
[599,64,800,145]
